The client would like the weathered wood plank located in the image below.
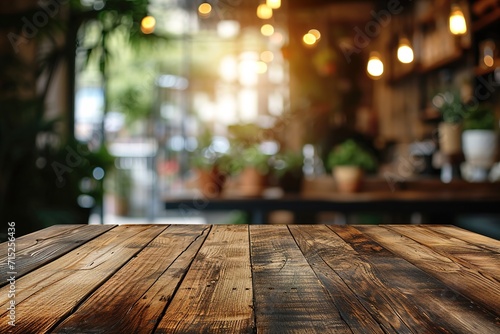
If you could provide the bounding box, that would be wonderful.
[0,224,115,285]
[155,225,254,333]
[387,225,500,279]
[250,225,352,334]
[331,225,500,333]
[0,225,166,334]
[288,225,387,334]
[293,225,439,333]
[424,225,500,253]
[357,225,500,317]
[51,224,210,334]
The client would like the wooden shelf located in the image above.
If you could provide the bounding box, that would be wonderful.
[419,50,464,73]
[473,8,500,32]
[475,59,500,76]
[419,107,442,123]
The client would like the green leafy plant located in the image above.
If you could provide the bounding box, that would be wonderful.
[463,105,496,130]
[432,91,464,124]
[327,139,377,172]
[227,145,270,175]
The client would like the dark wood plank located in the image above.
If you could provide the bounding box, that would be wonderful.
[288,225,387,334]
[426,225,500,253]
[52,224,210,334]
[330,225,500,333]
[292,225,438,333]
[155,225,254,333]
[387,225,500,279]
[250,225,352,334]
[0,225,167,334]
[357,225,500,317]
[0,224,115,285]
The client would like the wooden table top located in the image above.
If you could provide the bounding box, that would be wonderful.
[1,224,499,333]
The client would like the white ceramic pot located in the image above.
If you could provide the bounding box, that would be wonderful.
[462,130,498,168]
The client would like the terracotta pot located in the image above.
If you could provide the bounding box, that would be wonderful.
[439,122,462,155]
[239,167,267,196]
[333,166,364,193]
[197,168,226,198]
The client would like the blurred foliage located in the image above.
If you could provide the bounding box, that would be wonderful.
[0,0,164,238]
[432,91,464,124]
[326,139,378,172]
[463,104,496,130]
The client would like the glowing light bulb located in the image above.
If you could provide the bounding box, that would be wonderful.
[267,0,281,9]
[198,3,212,17]
[367,53,384,78]
[308,29,321,41]
[261,24,274,36]
[141,16,156,34]
[397,38,414,64]
[302,33,317,46]
[257,4,273,19]
[484,55,494,67]
[449,5,467,35]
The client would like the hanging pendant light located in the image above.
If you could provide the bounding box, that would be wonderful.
[257,4,273,19]
[397,38,414,64]
[367,52,384,79]
[266,0,281,10]
[449,4,467,35]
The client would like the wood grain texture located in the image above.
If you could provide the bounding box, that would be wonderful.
[0,224,115,285]
[357,225,500,317]
[386,225,500,279]
[155,225,254,333]
[0,225,166,334]
[1,224,498,333]
[250,225,352,334]
[288,225,387,334]
[292,225,434,333]
[424,225,500,253]
[52,224,210,334]
[333,225,500,333]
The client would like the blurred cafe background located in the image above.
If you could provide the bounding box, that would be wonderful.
[1,0,500,239]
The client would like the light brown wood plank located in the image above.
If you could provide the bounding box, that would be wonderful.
[155,225,254,333]
[357,225,500,317]
[331,225,500,333]
[425,225,500,253]
[52,224,210,334]
[387,225,500,279]
[0,225,166,334]
[0,224,115,285]
[250,225,352,334]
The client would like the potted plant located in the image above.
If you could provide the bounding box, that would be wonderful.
[272,150,304,193]
[229,145,270,197]
[326,139,377,193]
[462,104,498,180]
[433,91,464,155]
[191,131,227,197]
